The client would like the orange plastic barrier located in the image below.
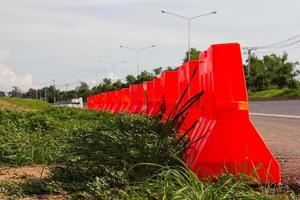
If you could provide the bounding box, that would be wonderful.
[127,84,137,113]
[148,77,162,116]
[99,93,105,110]
[160,71,180,121]
[111,90,121,113]
[104,91,112,111]
[87,43,280,184]
[100,92,108,110]
[142,80,155,115]
[136,84,145,114]
[120,88,130,112]
[178,61,201,132]
[184,43,280,183]
[87,96,94,110]
[94,94,101,110]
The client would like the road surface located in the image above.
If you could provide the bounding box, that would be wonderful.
[249,100,300,191]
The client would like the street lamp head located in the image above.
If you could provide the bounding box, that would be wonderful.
[211,11,217,14]
[151,45,156,47]
[120,45,123,48]
[161,10,166,13]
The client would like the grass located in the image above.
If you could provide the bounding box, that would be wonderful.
[0,165,296,200]
[120,164,295,200]
[0,97,50,111]
[248,88,300,100]
[0,106,297,199]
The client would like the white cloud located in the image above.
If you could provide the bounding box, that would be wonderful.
[0,49,33,92]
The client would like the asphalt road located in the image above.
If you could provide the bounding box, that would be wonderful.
[250,100,300,116]
[249,100,300,188]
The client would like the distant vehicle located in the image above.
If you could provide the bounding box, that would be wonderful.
[56,98,83,108]
[69,98,83,108]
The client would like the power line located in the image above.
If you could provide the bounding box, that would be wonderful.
[257,42,300,54]
[243,34,300,53]
[267,39,300,50]
[242,34,300,70]
[254,34,300,50]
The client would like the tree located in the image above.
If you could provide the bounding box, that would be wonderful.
[135,71,156,83]
[47,86,57,103]
[24,88,37,99]
[183,48,201,63]
[246,52,299,90]
[0,91,5,97]
[9,86,22,98]
[153,67,163,75]
[112,80,125,90]
[75,82,91,101]
[165,66,178,71]
[126,75,136,85]
[265,53,299,88]
[245,56,268,90]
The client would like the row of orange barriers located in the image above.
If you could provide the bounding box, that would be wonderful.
[87,43,281,184]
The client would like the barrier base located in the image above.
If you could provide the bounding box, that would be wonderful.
[186,110,281,184]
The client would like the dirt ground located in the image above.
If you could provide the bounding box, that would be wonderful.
[0,166,66,200]
[0,100,15,110]
[0,100,32,112]
[0,165,49,182]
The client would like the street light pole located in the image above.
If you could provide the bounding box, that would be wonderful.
[52,80,56,103]
[161,10,217,60]
[120,45,156,75]
[84,69,106,82]
[136,51,139,74]
[44,88,47,101]
[188,20,191,60]
[99,60,127,80]
[65,83,69,92]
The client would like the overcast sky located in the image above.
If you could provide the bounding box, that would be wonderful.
[0,0,299,92]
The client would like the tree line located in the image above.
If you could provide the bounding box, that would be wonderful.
[1,49,299,102]
[245,52,299,90]
[1,67,168,103]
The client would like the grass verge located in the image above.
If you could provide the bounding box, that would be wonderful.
[248,88,300,100]
[0,97,49,111]
[0,106,296,199]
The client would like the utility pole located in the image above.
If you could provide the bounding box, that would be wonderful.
[44,88,47,101]
[247,49,252,75]
[242,47,257,76]
[52,80,56,103]
[64,83,69,101]
[39,89,42,100]
[76,87,79,98]
[65,83,69,92]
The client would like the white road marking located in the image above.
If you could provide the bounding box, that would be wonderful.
[250,113,300,119]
